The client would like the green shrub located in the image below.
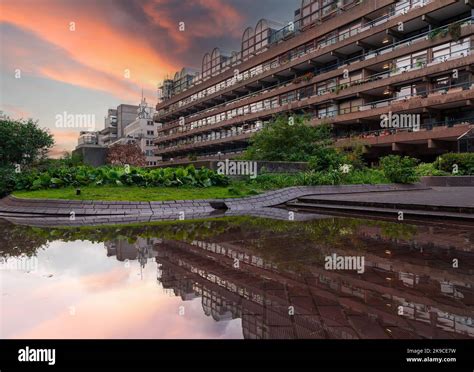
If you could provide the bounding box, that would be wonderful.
[0,166,17,197]
[242,115,334,162]
[434,153,474,175]
[308,147,346,172]
[344,169,389,184]
[416,163,449,177]
[11,165,229,192]
[380,155,420,184]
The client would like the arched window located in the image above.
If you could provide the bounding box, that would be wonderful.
[231,51,240,66]
[300,0,320,28]
[211,48,221,76]
[255,19,270,53]
[241,27,255,60]
[202,53,211,79]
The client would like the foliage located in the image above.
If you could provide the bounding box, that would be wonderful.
[448,22,462,42]
[344,168,389,184]
[242,115,334,162]
[308,147,346,172]
[434,153,474,175]
[106,143,146,167]
[246,168,388,190]
[30,152,84,173]
[11,165,229,192]
[415,162,449,177]
[0,118,54,167]
[380,155,420,184]
[0,166,17,197]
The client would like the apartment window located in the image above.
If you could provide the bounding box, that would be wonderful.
[147,130,154,136]
[317,79,336,95]
[339,99,362,115]
[433,39,470,63]
[433,76,450,91]
[397,84,416,98]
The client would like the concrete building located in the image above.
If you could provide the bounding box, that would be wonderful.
[100,108,118,146]
[116,104,139,138]
[74,131,107,166]
[74,99,161,166]
[155,0,474,164]
[109,97,161,166]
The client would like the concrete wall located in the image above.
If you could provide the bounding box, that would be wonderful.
[117,104,138,138]
[72,146,107,167]
[421,176,474,187]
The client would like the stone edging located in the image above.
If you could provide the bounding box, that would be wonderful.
[0,184,428,218]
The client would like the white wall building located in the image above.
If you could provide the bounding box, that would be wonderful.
[109,96,161,166]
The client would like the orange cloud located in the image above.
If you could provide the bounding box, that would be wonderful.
[0,0,174,98]
[142,0,244,52]
[0,104,31,120]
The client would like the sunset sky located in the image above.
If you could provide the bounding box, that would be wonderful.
[0,0,299,156]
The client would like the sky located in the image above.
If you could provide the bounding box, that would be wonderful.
[0,0,300,156]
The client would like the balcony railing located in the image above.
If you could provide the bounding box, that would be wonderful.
[158,0,439,118]
[157,44,472,142]
[158,16,473,130]
[336,116,474,142]
[156,81,472,153]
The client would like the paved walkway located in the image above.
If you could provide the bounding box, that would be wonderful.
[0,184,426,218]
[6,183,469,227]
[301,187,474,208]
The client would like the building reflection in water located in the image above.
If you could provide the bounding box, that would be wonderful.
[103,221,473,339]
[1,217,472,339]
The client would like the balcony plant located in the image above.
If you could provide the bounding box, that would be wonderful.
[448,22,462,42]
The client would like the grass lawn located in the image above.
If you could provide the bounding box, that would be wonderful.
[13,185,260,202]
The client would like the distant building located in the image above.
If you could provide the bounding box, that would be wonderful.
[116,104,139,138]
[109,97,161,166]
[100,109,118,146]
[74,98,161,166]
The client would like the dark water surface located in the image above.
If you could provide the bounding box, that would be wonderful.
[0,216,472,339]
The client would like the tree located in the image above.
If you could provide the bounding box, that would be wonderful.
[242,115,335,162]
[0,118,54,167]
[106,143,146,167]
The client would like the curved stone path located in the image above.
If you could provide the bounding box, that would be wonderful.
[0,184,428,227]
[0,184,426,216]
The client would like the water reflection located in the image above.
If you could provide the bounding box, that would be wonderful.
[1,217,473,339]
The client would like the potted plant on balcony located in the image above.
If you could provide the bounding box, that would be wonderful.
[415,61,425,69]
[448,22,462,42]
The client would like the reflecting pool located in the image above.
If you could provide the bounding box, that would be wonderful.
[1,216,473,339]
